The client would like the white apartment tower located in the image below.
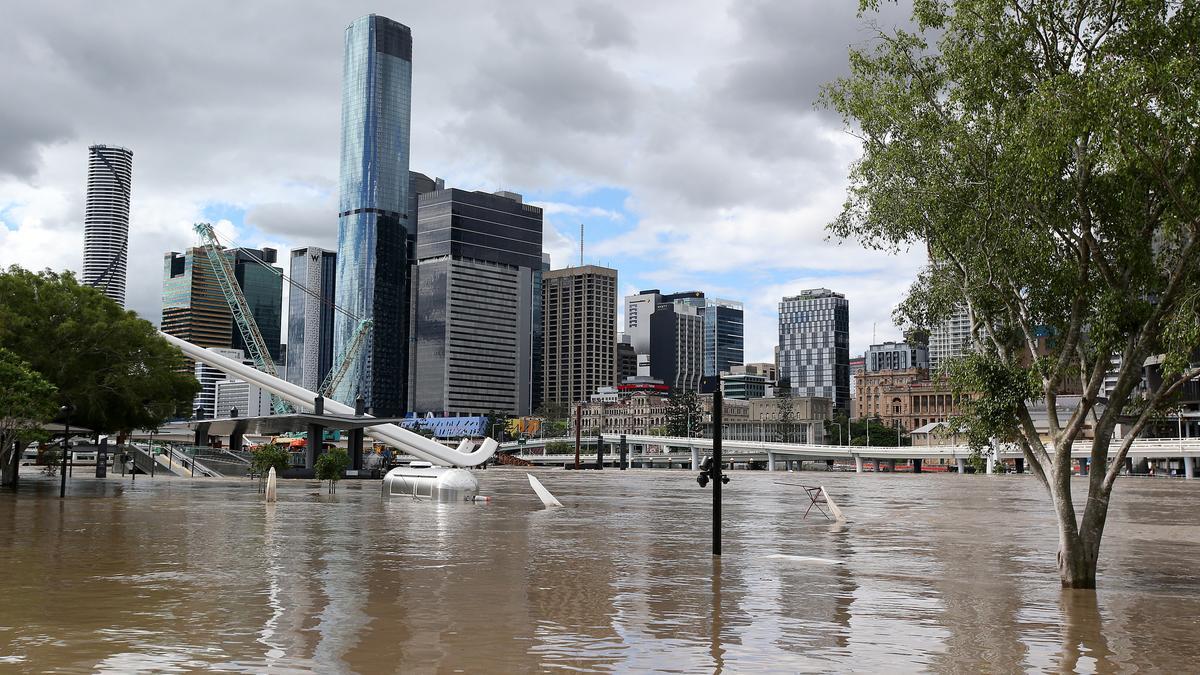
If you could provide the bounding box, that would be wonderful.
[82,145,134,307]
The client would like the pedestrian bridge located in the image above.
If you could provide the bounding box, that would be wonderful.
[498,434,1200,476]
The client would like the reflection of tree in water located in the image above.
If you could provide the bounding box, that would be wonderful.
[1058,590,1114,673]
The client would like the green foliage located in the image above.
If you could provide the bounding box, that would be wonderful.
[0,348,59,486]
[314,448,350,493]
[847,417,909,447]
[483,410,508,441]
[664,389,702,437]
[544,441,575,455]
[250,444,291,478]
[0,267,200,434]
[944,352,1040,452]
[535,402,571,437]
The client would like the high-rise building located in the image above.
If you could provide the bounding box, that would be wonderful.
[161,246,283,362]
[531,253,551,411]
[194,348,253,418]
[625,290,705,392]
[542,266,618,407]
[866,341,929,372]
[848,356,866,414]
[928,307,972,373]
[82,145,133,307]
[409,188,543,416]
[778,288,850,413]
[230,247,283,364]
[215,377,273,418]
[702,298,744,377]
[333,14,414,415]
[616,333,638,383]
[162,248,234,350]
[286,247,337,391]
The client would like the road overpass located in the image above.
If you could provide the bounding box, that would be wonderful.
[499,434,1200,477]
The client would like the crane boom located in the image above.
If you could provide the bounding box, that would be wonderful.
[318,318,372,399]
[193,222,291,415]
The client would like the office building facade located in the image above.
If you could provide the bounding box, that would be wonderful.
[82,144,134,307]
[286,247,337,391]
[230,248,283,364]
[333,14,415,415]
[928,307,972,373]
[409,188,543,416]
[542,266,618,407]
[778,288,850,413]
[162,246,283,363]
[867,341,929,373]
[700,298,744,377]
[625,290,705,392]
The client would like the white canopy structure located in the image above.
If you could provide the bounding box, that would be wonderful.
[159,331,498,467]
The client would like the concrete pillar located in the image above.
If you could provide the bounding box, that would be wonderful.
[1015,457,1025,474]
[956,458,967,474]
[854,455,864,473]
[691,446,700,471]
[986,454,995,474]
[306,396,325,470]
[619,435,628,470]
[912,458,922,473]
[887,458,896,472]
[1186,457,1195,479]
[1079,457,1089,476]
[767,452,776,472]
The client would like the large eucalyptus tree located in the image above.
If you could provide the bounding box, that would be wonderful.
[824,0,1200,587]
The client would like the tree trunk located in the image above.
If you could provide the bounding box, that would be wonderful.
[1,437,17,488]
[1057,522,1100,589]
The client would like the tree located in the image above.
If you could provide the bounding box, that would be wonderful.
[250,444,292,481]
[314,448,350,493]
[483,410,508,442]
[665,389,701,437]
[0,348,58,487]
[534,402,571,438]
[0,267,199,435]
[824,1,1200,587]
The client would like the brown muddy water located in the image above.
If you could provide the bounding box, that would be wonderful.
[1,468,1198,673]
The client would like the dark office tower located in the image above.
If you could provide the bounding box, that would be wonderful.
[625,290,705,391]
[333,14,414,415]
[542,266,618,406]
[287,247,337,391]
[778,288,850,413]
[230,248,283,364]
[409,189,543,416]
[82,145,133,307]
[531,253,551,412]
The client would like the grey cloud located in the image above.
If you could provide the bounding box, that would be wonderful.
[245,198,338,249]
[575,3,636,49]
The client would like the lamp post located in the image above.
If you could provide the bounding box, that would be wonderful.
[58,404,72,498]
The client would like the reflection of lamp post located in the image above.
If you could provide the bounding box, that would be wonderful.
[58,404,73,499]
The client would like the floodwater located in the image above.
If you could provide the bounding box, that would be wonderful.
[1,468,1198,673]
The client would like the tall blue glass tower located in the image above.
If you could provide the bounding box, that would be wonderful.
[334,14,413,415]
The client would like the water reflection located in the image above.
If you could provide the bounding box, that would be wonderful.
[0,470,1197,672]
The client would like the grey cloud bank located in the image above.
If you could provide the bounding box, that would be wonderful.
[0,0,922,360]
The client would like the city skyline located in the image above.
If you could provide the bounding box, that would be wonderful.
[0,1,923,362]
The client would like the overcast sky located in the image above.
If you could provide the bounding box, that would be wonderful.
[0,0,924,362]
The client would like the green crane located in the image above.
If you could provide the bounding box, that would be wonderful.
[193,223,374,412]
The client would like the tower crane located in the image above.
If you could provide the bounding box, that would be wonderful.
[194,222,292,414]
[192,223,373,413]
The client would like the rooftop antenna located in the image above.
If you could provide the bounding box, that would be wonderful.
[579,222,584,267]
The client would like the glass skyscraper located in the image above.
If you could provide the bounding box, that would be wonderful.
[333,14,414,415]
